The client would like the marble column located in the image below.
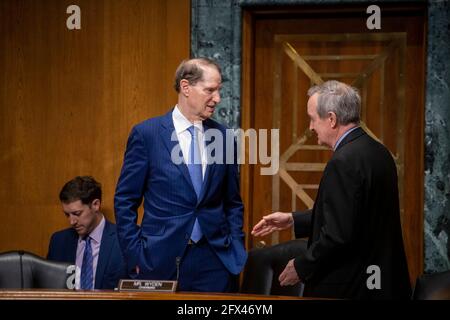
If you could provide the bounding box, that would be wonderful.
[424,0,450,273]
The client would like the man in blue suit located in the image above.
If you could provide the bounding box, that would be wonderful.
[48,176,126,290]
[114,58,247,292]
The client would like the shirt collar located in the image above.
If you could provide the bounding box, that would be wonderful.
[333,126,359,151]
[173,105,203,134]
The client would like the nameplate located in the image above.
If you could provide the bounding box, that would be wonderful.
[118,279,177,292]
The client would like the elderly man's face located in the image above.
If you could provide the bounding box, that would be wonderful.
[186,65,222,121]
[307,93,334,148]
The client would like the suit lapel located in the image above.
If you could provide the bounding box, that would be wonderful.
[95,220,114,289]
[160,111,195,190]
[68,230,79,262]
[159,112,222,203]
[319,128,365,200]
[308,127,366,245]
[197,120,216,203]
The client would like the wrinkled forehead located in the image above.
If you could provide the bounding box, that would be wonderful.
[198,67,222,87]
[307,93,318,112]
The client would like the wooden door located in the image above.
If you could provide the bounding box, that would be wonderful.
[242,3,426,283]
[0,0,190,257]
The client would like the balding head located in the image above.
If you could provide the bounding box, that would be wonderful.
[307,80,361,126]
[174,58,222,93]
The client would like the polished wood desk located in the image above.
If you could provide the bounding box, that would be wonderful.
[0,289,304,300]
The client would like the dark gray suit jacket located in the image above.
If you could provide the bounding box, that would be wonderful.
[293,127,411,299]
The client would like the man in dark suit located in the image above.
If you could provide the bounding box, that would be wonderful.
[252,80,411,299]
[48,176,126,290]
[114,58,246,292]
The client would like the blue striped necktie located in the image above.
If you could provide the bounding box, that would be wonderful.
[187,125,203,242]
[80,236,93,289]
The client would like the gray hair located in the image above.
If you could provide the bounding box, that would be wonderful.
[307,80,361,125]
[174,57,222,93]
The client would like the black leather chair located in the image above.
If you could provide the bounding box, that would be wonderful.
[0,251,72,289]
[240,239,308,296]
[412,270,450,300]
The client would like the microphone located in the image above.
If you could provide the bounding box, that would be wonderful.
[117,258,180,292]
[18,250,24,289]
[175,256,181,291]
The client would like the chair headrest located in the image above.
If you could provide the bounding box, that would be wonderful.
[0,250,73,289]
[413,270,450,300]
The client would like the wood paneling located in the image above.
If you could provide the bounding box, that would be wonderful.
[0,0,190,256]
[0,289,303,300]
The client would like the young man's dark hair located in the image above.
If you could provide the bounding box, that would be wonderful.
[59,176,102,205]
[49,175,126,290]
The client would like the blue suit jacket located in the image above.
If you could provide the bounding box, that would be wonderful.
[47,220,126,289]
[114,110,247,281]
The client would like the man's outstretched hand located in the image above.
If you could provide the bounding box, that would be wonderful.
[251,212,294,237]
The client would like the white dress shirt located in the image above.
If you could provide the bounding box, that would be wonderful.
[172,105,206,178]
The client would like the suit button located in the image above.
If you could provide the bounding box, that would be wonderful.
[185,234,189,240]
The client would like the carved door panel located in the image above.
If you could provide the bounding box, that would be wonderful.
[243,4,426,282]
